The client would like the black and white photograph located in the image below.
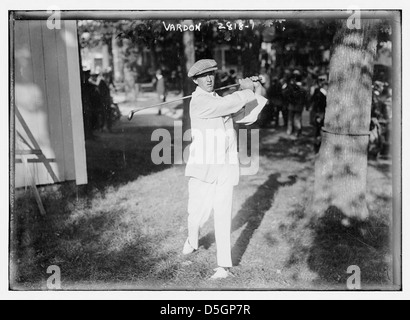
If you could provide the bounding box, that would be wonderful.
[5,1,408,300]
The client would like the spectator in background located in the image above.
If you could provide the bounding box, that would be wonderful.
[371,83,392,158]
[305,69,319,125]
[278,69,293,125]
[170,69,182,93]
[310,79,328,152]
[153,69,167,115]
[98,74,114,132]
[381,87,392,157]
[283,69,308,138]
[90,70,114,132]
[309,74,328,126]
[255,74,270,127]
[268,76,287,127]
[80,69,102,139]
[103,66,116,92]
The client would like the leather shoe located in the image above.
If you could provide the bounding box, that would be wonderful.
[210,267,233,279]
[182,238,195,255]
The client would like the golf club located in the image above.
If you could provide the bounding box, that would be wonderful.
[127,76,263,121]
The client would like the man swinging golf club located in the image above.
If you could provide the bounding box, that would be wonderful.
[183,59,267,279]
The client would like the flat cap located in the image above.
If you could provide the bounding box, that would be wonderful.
[188,59,218,78]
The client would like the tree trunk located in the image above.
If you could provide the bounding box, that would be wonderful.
[181,20,196,143]
[112,33,124,82]
[242,29,262,76]
[311,20,378,220]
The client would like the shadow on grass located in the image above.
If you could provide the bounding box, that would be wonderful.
[84,123,174,191]
[11,194,170,289]
[11,117,181,289]
[198,173,297,267]
[307,206,391,287]
[283,205,392,288]
[231,174,298,266]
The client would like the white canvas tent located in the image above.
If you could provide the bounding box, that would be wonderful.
[13,20,87,191]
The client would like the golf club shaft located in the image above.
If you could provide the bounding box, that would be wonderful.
[127,76,263,120]
[127,83,240,120]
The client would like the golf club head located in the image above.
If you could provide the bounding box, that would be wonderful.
[128,111,134,121]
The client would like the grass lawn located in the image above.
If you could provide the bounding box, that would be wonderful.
[10,111,395,291]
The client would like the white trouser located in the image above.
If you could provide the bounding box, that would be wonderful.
[187,177,234,268]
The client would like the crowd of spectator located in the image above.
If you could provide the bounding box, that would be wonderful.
[250,64,391,157]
